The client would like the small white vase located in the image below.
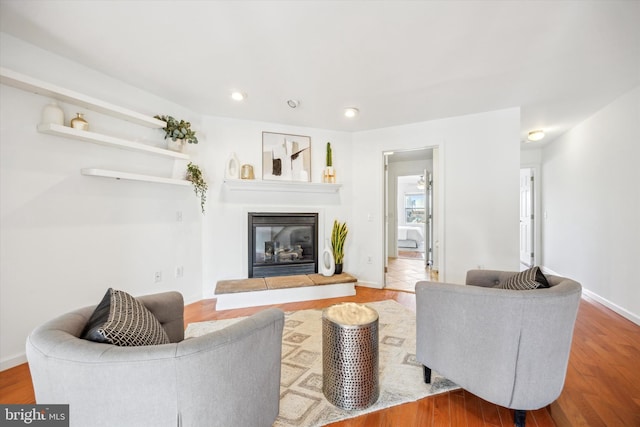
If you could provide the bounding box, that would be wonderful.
[41,102,64,125]
[225,152,240,179]
[321,239,335,277]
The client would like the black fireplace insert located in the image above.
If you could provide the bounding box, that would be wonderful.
[248,212,318,278]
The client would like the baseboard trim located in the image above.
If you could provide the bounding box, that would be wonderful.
[1,354,27,372]
[580,287,640,326]
[542,266,640,326]
[215,282,356,310]
[354,280,384,289]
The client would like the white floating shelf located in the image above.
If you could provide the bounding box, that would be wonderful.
[38,123,189,160]
[1,67,165,129]
[224,179,341,193]
[81,168,191,186]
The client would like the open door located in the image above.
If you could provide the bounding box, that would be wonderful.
[519,168,534,267]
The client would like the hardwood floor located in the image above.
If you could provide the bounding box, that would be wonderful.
[385,257,438,292]
[2,287,639,426]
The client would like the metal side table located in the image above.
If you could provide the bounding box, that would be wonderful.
[322,302,379,409]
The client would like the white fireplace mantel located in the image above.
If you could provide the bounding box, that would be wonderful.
[224,179,341,193]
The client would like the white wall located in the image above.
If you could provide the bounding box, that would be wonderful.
[0,33,523,369]
[521,147,542,165]
[541,86,640,322]
[198,116,353,297]
[352,108,521,286]
[0,35,204,369]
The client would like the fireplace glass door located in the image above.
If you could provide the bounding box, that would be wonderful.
[249,213,318,277]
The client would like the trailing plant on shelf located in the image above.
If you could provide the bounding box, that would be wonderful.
[154,115,198,144]
[186,162,208,214]
[331,219,348,273]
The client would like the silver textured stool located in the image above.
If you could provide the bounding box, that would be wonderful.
[322,302,379,409]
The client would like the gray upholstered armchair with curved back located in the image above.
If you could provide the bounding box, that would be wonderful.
[416,269,581,427]
[26,291,285,427]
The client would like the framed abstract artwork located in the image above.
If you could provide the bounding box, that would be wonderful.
[262,132,311,182]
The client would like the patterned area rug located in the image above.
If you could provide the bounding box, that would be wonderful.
[185,300,458,426]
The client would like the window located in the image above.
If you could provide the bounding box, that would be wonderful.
[405,193,426,223]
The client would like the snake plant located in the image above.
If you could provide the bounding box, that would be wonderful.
[331,220,348,264]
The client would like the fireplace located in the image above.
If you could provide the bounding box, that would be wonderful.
[248,212,318,278]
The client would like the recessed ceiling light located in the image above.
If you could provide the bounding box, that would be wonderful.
[231,91,246,101]
[344,107,359,118]
[527,129,545,141]
[287,99,300,108]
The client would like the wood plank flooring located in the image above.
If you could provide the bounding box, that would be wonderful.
[1,286,639,427]
[385,257,438,292]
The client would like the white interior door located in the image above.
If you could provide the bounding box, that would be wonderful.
[384,155,390,272]
[519,168,534,267]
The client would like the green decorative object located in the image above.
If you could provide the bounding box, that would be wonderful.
[331,220,348,265]
[155,115,198,144]
[186,162,208,214]
[323,142,336,183]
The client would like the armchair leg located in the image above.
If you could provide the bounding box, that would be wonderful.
[423,365,432,384]
[514,409,526,427]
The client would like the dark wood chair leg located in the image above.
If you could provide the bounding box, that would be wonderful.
[514,409,526,427]
[423,365,432,384]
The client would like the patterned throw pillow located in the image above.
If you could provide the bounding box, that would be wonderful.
[81,288,170,346]
[495,266,550,290]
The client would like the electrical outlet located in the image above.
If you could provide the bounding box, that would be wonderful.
[176,211,183,222]
[367,255,373,264]
[175,266,184,278]
[154,271,162,283]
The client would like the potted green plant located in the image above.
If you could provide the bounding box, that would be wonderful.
[331,220,348,274]
[186,162,207,214]
[155,115,198,151]
[323,142,336,183]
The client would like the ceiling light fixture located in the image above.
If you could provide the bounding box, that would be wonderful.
[527,129,545,142]
[344,107,359,118]
[231,91,246,101]
[287,99,300,108]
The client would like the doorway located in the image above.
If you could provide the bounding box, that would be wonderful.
[384,147,439,291]
[519,166,540,269]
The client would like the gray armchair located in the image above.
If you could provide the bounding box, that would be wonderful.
[416,270,581,427]
[26,291,285,427]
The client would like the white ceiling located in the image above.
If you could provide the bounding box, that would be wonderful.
[1,1,638,146]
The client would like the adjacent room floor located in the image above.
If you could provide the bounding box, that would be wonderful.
[384,257,438,292]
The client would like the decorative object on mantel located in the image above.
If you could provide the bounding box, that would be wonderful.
[323,142,336,183]
[262,131,311,182]
[70,113,89,131]
[154,114,198,152]
[186,162,208,214]
[240,164,255,179]
[331,220,348,274]
[321,238,336,277]
[41,102,64,126]
[225,152,240,179]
